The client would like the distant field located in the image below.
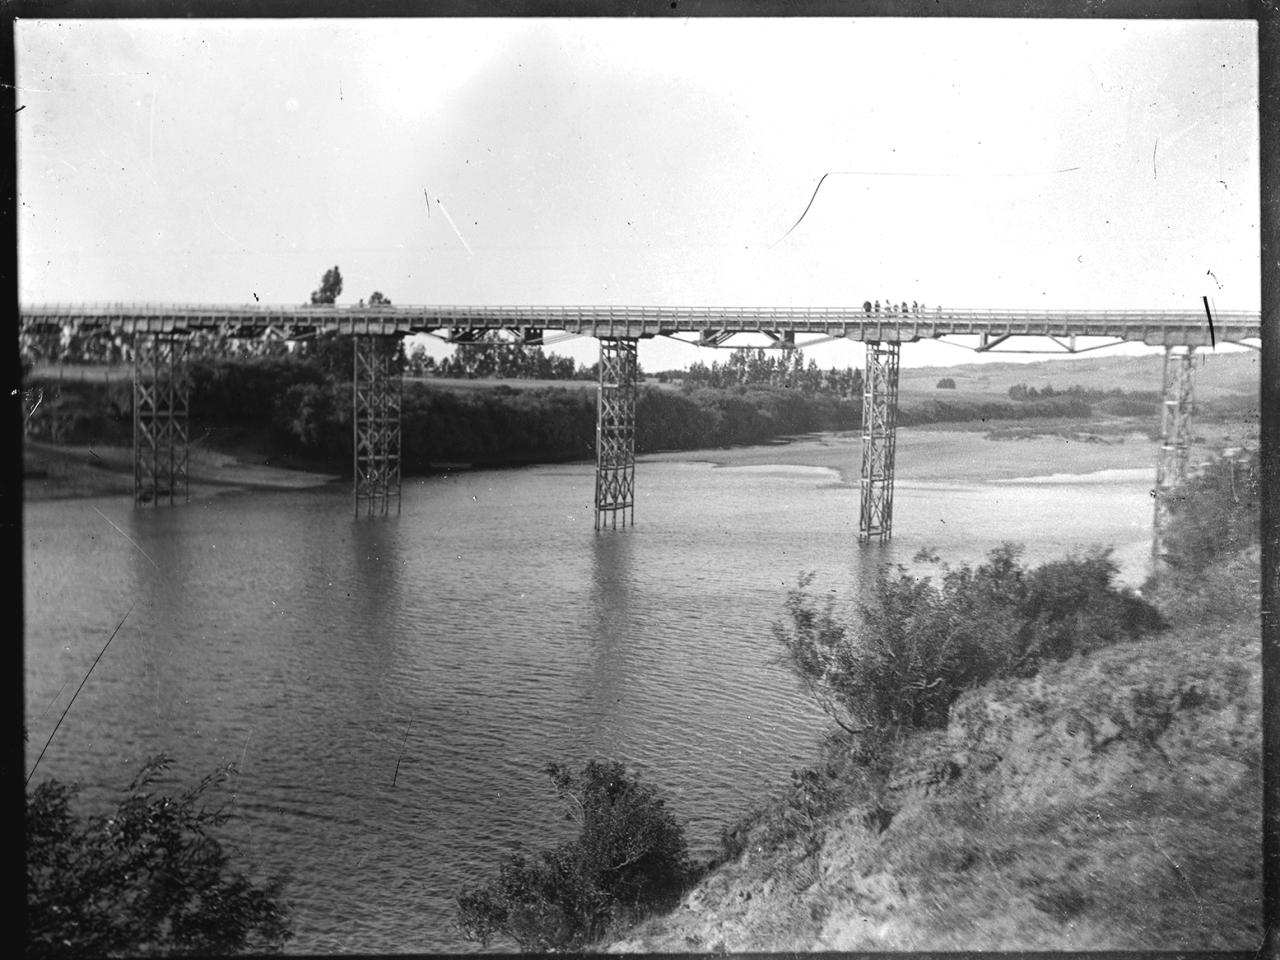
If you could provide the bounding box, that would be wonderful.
[897,349,1260,401]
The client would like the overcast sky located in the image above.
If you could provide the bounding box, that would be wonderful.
[15,17,1260,369]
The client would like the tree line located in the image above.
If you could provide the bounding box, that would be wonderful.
[670,348,863,396]
[1008,382,1160,403]
[23,351,1109,466]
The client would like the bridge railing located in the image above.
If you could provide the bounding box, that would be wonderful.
[19,302,1262,347]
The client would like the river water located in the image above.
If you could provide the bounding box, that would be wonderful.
[23,439,1156,953]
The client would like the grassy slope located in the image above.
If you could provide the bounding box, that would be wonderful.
[605,552,1262,952]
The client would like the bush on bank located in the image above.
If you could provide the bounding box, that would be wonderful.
[25,755,293,958]
[1156,447,1260,573]
[772,545,1166,760]
[456,761,693,951]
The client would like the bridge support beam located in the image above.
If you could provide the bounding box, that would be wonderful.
[1152,346,1195,560]
[595,337,637,530]
[133,333,191,507]
[859,340,901,543]
[353,335,402,518]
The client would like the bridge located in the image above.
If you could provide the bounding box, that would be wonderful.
[20,303,1262,556]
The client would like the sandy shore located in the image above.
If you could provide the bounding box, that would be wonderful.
[23,440,342,502]
[27,412,1242,503]
[641,424,1163,485]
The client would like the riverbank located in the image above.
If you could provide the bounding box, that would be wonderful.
[24,410,1245,502]
[22,439,341,502]
[602,548,1262,951]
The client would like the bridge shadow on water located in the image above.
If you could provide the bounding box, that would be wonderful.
[576,531,638,759]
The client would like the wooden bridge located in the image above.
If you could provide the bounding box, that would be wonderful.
[19,302,1258,346]
[20,302,1262,557]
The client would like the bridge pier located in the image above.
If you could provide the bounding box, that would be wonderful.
[859,340,901,543]
[352,335,402,518]
[1152,346,1196,560]
[595,337,637,530]
[132,333,190,506]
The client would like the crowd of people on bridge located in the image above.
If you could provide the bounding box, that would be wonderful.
[862,300,936,316]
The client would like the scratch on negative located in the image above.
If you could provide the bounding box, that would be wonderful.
[773,166,1083,246]
[1151,836,1203,905]
[772,172,837,247]
[204,200,240,245]
[149,82,157,169]
[232,729,253,806]
[435,197,475,257]
[92,505,160,568]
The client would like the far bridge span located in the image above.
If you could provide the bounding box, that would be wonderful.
[20,302,1261,557]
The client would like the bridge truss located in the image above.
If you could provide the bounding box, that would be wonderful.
[1152,347,1197,561]
[859,341,901,544]
[21,302,1259,551]
[353,336,402,518]
[595,338,638,531]
[133,333,190,506]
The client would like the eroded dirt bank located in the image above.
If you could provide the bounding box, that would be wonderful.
[606,554,1261,952]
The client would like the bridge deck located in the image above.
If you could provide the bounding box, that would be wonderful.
[20,303,1260,346]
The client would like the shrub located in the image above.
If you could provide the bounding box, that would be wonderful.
[936,378,956,389]
[456,760,692,951]
[773,547,1165,756]
[26,755,292,957]
[1157,448,1260,572]
[1019,549,1166,661]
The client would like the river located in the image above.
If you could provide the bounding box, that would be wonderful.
[23,433,1156,953]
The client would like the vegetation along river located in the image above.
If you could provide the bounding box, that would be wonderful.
[23,431,1157,953]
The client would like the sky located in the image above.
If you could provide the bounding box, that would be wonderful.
[15,17,1261,370]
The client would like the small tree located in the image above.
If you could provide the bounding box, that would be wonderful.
[26,755,292,957]
[456,760,692,951]
[936,377,956,390]
[309,265,343,305]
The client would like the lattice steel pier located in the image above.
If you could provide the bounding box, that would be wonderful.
[595,337,637,530]
[1152,346,1195,560]
[133,334,190,506]
[859,340,901,543]
[353,335,402,518]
